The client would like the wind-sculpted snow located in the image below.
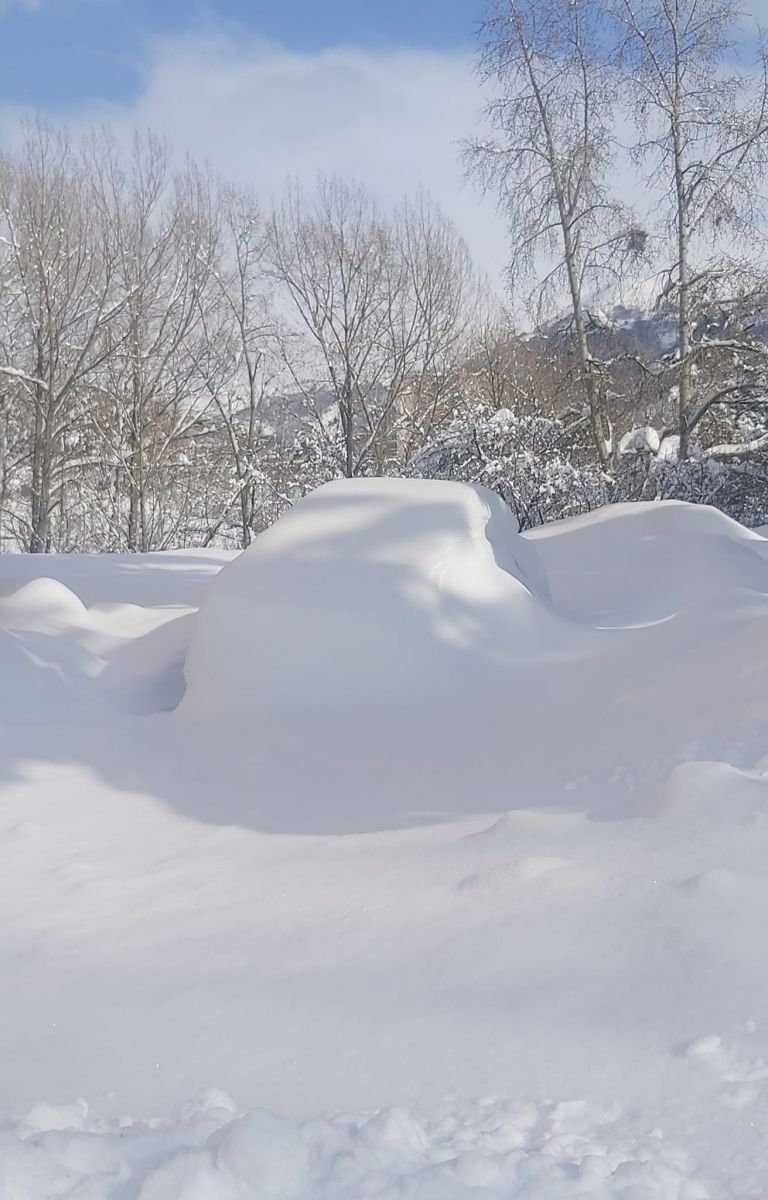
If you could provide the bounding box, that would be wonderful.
[528,498,768,624]
[0,553,230,720]
[2,484,768,1194]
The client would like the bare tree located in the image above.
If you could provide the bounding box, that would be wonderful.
[467,0,643,467]
[91,133,220,550]
[0,120,124,550]
[615,0,768,458]
[268,176,478,479]
[267,176,400,478]
[196,182,282,547]
[386,193,479,466]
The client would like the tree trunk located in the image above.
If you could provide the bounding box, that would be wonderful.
[676,202,692,460]
[342,373,355,478]
[29,337,49,553]
[562,225,612,470]
[672,35,692,461]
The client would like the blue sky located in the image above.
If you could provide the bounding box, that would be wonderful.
[3,0,767,294]
[0,0,485,110]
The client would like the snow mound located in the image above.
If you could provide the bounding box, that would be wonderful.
[0,576,200,721]
[182,478,553,714]
[528,499,768,625]
[0,576,86,632]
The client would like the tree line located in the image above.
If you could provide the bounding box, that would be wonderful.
[3,0,768,552]
[0,126,485,551]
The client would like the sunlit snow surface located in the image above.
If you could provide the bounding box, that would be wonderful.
[3,479,768,1197]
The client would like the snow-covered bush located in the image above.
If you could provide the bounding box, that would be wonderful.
[408,406,609,530]
[616,426,768,528]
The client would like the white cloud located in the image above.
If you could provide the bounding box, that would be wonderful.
[0,28,509,287]
[133,31,507,282]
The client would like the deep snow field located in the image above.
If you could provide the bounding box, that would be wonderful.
[3,478,768,1198]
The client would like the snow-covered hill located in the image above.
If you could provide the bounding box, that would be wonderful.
[537,300,680,358]
[538,297,768,365]
[2,480,768,1197]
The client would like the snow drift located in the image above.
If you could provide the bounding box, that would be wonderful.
[3,486,768,1196]
[182,478,553,714]
[531,498,768,625]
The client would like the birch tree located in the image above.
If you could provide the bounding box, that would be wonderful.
[467,0,643,467]
[615,0,768,459]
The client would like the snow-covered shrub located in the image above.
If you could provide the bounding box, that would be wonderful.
[408,406,609,530]
[616,435,768,528]
[617,426,662,457]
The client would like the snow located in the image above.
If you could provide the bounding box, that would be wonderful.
[657,433,681,462]
[618,425,662,456]
[3,480,768,1196]
[0,1090,727,1198]
[182,478,552,713]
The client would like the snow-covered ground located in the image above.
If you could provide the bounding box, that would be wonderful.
[2,479,768,1197]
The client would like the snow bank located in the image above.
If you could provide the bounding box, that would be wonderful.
[5,490,768,1193]
[528,499,768,624]
[1,1089,724,1199]
[182,478,553,714]
[0,548,232,607]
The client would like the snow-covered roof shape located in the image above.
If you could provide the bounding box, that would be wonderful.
[181,478,554,713]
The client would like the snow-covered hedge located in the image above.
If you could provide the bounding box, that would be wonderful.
[408,407,609,530]
[616,426,768,528]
